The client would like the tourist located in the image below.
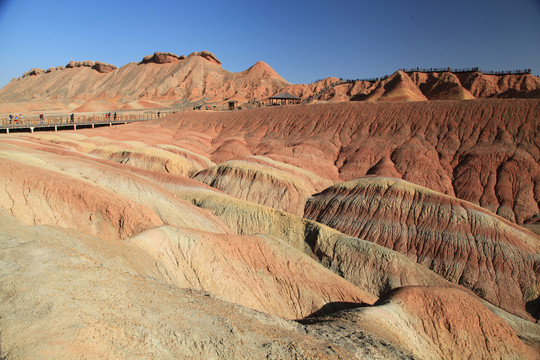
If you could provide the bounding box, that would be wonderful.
[8,114,12,124]
[70,113,74,123]
[40,113,44,123]
[114,112,117,121]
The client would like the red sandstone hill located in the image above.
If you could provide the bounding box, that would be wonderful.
[284,71,540,103]
[357,70,429,102]
[409,71,476,100]
[312,286,538,360]
[303,177,539,321]
[0,51,289,113]
[1,52,539,114]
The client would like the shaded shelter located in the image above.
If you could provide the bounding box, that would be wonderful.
[268,92,301,105]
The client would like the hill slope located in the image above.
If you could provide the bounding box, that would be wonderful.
[304,177,539,320]
[0,51,289,112]
[1,53,539,115]
[0,100,538,358]
[284,71,540,102]
[134,100,538,226]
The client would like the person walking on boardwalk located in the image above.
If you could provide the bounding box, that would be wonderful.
[114,112,117,121]
[70,113,74,123]
[40,113,44,123]
[8,114,12,124]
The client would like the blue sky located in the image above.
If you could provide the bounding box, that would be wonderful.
[0,0,539,88]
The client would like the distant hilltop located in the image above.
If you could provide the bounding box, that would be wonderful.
[0,50,539,114]
[401,66,532,75]
[20,51,222,78]
[283,69,540,103]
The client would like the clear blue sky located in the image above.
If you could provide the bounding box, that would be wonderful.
[0,0,539,88]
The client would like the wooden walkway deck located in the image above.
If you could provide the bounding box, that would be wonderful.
[0,113,159,134]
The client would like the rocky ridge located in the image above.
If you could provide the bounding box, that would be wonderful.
[284,70,540,102]
[0,50,287,113]
[2,53,539,114]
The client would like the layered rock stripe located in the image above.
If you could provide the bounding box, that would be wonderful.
[0,100,538,358]
[304,177,539,320]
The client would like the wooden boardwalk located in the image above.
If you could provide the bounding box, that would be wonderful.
[0,113,160,134]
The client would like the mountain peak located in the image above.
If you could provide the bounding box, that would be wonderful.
[241,61,288,84]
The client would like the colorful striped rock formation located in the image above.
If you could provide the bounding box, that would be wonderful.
[0,100,538,359]
[304,177,539,321]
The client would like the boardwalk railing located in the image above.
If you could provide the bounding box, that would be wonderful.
[340,77,389,83]
[1,111,164,128]
[481,69,532,75]
[0,110,188,134]
[401,67,531,75]
[402,67,480,73]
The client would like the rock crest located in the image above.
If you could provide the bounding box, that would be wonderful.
[140,51,186,64]
[188,50,222,65]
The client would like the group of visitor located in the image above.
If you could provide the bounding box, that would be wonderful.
[8,114,23,124]
[3,110,163,126]
[104,112,118,121]
[6,113,46,125]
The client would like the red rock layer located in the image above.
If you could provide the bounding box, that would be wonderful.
[193,157,332,216]
[409,71,475,100]
[456,72,540,98]
[317,286,538,359]
[130,226,377,319]
[173,187,462,301]
[145,100,538,225]
[0,158,163,240]
[387,287,538,359]
[0,138,230,239]
[304,177,539,321]
[362,70,429,102]
[0,104,538,357]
